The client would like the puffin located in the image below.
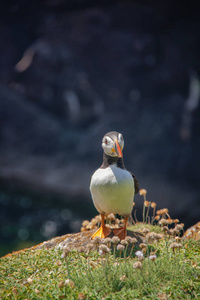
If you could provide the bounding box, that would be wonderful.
[89,131,139,240]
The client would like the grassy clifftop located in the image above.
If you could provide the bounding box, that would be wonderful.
[0,228,200,299]
[1,192,200,299]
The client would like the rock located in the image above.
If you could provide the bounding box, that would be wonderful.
[183,222,200,241]
[3,229,145,258]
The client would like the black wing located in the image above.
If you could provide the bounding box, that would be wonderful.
[129,172,139,194]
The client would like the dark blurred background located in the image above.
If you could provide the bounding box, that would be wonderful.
[0,0,200,257]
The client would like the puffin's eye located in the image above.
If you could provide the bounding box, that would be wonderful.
[105,138,108,145]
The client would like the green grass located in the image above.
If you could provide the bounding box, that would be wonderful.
[128,223,163,233]
[0,238,200,299]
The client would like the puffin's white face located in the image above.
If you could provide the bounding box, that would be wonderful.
[102,132,124,157]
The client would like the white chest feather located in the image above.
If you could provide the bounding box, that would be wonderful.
[90,165,135,216]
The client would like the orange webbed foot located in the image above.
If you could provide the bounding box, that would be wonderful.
[112,216,128,240]
[91,225,112,239]
[112,227,127,240]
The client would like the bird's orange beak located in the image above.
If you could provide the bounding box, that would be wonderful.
[114,140,123,158]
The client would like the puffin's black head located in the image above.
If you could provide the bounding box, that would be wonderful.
[102,131,124,158]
